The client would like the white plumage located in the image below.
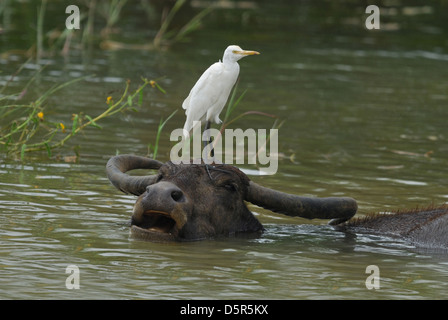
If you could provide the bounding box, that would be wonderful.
[182,45,259,135]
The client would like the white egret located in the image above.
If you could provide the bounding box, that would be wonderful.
[182,45,260,141]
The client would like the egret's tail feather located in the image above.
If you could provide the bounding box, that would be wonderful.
[182,95,190,110]
[183,120,192,138]
[214,115,222,124]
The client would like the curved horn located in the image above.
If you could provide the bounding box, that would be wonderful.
[106,154,163,196]
[246,181,357,224]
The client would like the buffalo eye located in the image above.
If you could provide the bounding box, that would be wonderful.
[156,174,163,182]
[222,182,238,192]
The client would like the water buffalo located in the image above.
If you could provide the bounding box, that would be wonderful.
[335,205,448,250]
[106,155,448,249]
[106,154,357,241]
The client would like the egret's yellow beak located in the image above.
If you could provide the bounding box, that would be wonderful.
[233,50,260,55]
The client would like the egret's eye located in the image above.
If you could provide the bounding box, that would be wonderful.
[232,50,241,54]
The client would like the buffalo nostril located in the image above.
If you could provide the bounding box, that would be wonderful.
[171,190,183,202]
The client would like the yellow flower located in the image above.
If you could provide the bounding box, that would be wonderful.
[149,80,156,88]
[59,123,66,133]
[37,111,44,120]
[106,96,112,104]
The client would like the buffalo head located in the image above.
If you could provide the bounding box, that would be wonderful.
[106,155,358,241]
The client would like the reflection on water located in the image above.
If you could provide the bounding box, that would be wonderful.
[1,1,448,299]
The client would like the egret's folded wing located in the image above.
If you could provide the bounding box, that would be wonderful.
[184,62,223,122]
[182,93,190,111]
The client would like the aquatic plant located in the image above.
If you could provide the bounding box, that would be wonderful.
[152,0,213,49]
[0,66,165,161]
[147,109,177,160]
[1,0,212,59]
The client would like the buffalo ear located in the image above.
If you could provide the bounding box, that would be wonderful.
[245,181,357,223]
[106,155,164,196]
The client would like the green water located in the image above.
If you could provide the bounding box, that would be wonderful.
[1,1,448,299]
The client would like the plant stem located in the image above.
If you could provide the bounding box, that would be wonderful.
[36,0,47,61]
[153,0,186,48]
[24,78,152,153]
[152,109,177,159]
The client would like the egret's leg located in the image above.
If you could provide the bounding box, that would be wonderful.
[203,120,214,159]
[203,120,210,150]
[203,121,215,179]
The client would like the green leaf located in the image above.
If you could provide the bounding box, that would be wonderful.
[72,114,78,135]
[9,122,17,135]
[155,82,166,94]
[127,95,133,107]
[44,142,52,158]
[138,90,144,106]
[4,136,12,149]
[21,144,27,161]
[85,115,102,129]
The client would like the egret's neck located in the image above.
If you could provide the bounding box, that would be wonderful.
[222,55,239,67]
